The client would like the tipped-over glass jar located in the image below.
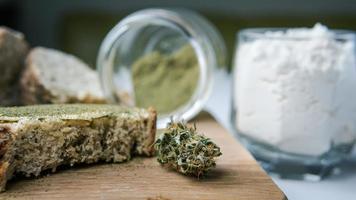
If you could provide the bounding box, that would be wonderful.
[97,8,226,128]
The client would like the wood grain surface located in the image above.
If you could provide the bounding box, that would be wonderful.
[0,115,286,200]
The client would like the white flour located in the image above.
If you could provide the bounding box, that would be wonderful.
[234,24,356,156]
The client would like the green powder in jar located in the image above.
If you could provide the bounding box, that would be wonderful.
[132,45,199,114]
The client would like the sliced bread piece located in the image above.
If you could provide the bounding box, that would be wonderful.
[0,26,29,106]
[21,47,106,104]
[0,104,156,192]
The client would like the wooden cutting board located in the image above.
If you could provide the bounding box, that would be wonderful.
[0,114,286,200]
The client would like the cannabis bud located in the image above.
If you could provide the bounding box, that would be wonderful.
[154,121,222,177]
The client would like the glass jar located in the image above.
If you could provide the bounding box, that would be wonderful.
[97,8,226,128]
[232,26,356,180]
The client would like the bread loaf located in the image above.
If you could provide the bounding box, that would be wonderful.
[0,104,156,192]
[0,26,29,106]
[21,47,106,104]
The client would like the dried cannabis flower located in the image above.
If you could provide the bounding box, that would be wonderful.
[154,121,222,177]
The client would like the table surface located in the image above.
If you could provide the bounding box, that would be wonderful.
[206,70,356,200]
[0,115,285,200]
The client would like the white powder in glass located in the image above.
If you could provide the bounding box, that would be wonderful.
[234,24,356,156]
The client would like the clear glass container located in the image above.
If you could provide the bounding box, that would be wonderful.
[97,8,226,128]
[232,27,356,180]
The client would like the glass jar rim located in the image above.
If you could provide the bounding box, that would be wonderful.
[238,27,356,41]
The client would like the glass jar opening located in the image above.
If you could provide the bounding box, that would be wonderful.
[97,9,223,128]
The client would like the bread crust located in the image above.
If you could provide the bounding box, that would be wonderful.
[0,125,15,192]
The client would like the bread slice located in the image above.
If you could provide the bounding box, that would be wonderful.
[0,104,156,192]
[21,47,106,104]
[0,26,29,106]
